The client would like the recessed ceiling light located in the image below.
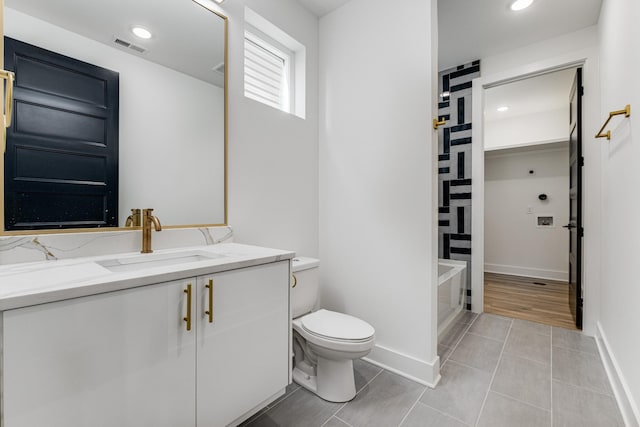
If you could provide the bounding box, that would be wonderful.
[212,0,225,3]
[497,106,509,112]
[440,91,451,98]
[131,26,152,40]
[510,0,534,11]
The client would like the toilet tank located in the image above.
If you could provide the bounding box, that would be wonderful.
[291,257,320,318]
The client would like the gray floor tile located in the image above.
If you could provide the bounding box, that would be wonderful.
[420,361,492,425]
[337,370,425,427]
[552,380,624,426]
[250,387,341,427]
[400,402,468,427]
[353,359,382,393]
[552,347,612,395]
[268,382,301,408]
[449,333,504,372]
[491,353,551,410]
[511,318,551,336]
[439,320,470,347]
[503,328,551,365]
[322,417,351,427]
[477,392,550,427]
[438,344,454,363]
[552,327,598,354]
[238,407,270,426]
[467,313,512,342]
[456,310,478,325]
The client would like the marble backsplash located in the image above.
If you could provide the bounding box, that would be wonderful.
[0,226,234,266]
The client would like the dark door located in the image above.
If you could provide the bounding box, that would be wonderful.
[566,68,583,329]
[4,37,119,230]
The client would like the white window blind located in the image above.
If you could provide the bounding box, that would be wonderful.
[244,30,291,113]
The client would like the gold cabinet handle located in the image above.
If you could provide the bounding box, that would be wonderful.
[433,117,446,130]
[183,284,192,331]
[292,273,297,288]
[205,279,213,323]
[0,69,15,128]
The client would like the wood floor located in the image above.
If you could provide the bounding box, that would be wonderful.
[484,272,577,330]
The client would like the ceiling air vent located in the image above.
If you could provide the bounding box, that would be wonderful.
[128,44,147,54]
[113,38,131,48]
[112,37,147,54]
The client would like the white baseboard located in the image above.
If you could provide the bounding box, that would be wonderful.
[595,322,640,427]
[484,263,568,282]
[363,344,440,388]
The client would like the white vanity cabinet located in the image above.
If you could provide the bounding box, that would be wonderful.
[2,277,198,427]
[1,260,290,427]
[196,261,290,426]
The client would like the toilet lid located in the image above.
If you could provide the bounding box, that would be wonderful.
[301,309,375,341]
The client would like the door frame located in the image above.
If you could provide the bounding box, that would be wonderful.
[470,50,598,333]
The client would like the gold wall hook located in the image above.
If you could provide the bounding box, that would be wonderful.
[596,104,631,140]
[433,117,446,130]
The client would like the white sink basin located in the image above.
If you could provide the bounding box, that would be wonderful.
[97,251,224,273]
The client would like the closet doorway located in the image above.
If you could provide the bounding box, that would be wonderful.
[481,68,582,330]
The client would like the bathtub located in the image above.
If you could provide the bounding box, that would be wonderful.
[437,258,467,337]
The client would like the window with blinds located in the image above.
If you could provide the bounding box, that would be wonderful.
[244,30,292,113]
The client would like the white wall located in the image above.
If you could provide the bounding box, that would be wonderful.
[485,146,569,280]
[471,25,601,335]
[597,0,640,422]
[319,0,440,385]
[481,26,599,77]
[5,8,225,226]
[485,108,567,151]
[223,0,319,257]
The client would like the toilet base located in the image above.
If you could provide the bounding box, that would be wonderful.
[293,357,356,403]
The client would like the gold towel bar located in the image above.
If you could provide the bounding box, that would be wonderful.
[595,104,631,140]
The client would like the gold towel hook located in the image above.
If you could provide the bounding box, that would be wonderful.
[0,69,15,154]
[433,117,447,130]
[0,69,15,128]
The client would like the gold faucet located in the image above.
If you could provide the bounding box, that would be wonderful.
[141,208,162,253]
[125,208,141,227]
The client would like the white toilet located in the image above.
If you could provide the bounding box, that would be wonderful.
[291,257,375,403]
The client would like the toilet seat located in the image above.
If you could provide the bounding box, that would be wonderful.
[301,309,375,342]
[294,309,375,353]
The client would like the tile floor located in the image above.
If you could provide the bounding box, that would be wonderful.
[241,313,625,427]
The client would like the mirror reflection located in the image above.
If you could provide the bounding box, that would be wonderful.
[3,0,226,232]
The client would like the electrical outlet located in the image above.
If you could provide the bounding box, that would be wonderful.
[527,206,533,214]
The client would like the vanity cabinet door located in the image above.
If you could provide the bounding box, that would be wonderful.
[196,261,290,426]
[2,278,197,427]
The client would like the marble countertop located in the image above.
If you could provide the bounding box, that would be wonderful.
[0,243,295,311]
